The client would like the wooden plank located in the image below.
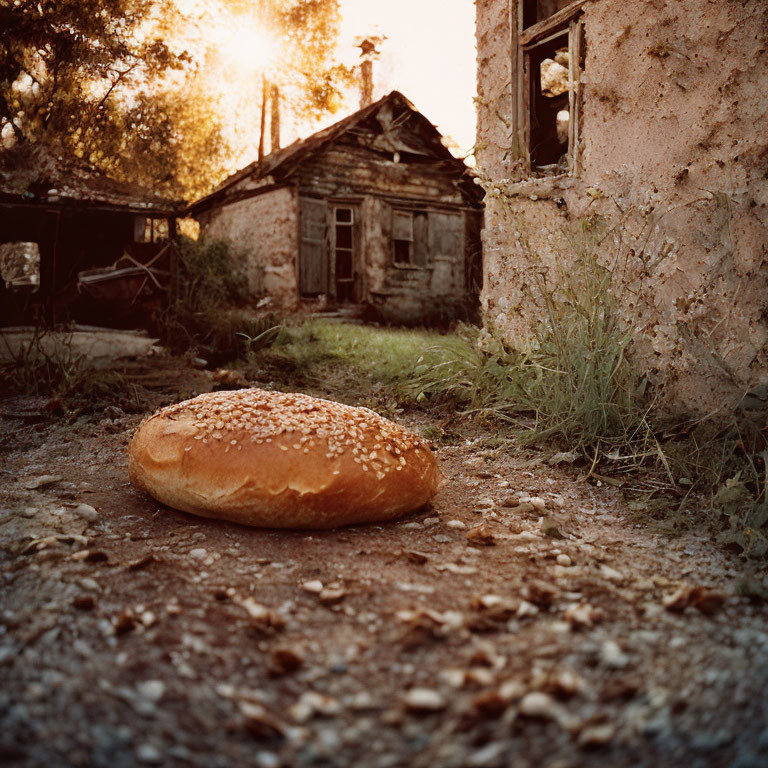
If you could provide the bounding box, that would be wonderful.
[428,212,463,261]
[299,197,328,296]
[568,17,584,175]
[520,0,590,47]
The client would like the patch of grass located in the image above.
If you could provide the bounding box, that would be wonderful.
[256,320,444,398]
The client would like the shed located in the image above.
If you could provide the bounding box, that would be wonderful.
[189,91,484,323]
[0,144,184,330]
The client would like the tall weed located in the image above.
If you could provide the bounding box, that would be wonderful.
[411,223,652,457]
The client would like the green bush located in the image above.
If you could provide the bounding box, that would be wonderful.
[162,237,280,364]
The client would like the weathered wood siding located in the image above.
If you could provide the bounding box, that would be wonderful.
[295,136,479,321]
[295,139,466,206]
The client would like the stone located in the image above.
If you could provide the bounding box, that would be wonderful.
[270,646,304,675]
[518,692,558,719]
[319,587,347,605]
[446,520,467,530]
[578,723,616,747]
[403,688,446,713]
[189,548,207,560]
[302,580,324,594]
[23,475,62,490]
[137,680,165,702]
[466,524,496,547]
[556,554,572,567]
[600,640,630,669]
[564,603,604,630]
[136,744,163,764]
[600,565,625,583]
[289,691,341,722]
[74,503,99,522]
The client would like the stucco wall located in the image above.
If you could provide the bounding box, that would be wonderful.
[198,185,299,309]
[476,0,768,414]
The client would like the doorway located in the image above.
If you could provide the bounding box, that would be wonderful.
[331,206,357,303]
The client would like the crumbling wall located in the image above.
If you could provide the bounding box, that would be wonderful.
[362,196,472,324]
[476,0,768,414]
[197,185,299,309]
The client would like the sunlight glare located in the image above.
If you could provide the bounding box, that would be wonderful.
[215,17,279,75]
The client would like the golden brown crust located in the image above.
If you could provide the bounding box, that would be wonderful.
[128,389,441,529]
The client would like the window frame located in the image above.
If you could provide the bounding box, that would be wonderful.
[134,216,170,244]
[392,210,415,267]
[332,205,355,285]
[391,209,431,270]
[510,0,586,178]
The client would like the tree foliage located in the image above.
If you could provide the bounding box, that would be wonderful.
[0,0,350,199]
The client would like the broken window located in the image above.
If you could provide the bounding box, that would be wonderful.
[513,0,585,176]
[134,216,170,243]
[392,210,428,267]
[522,0,575,28]
[0,241,40,290]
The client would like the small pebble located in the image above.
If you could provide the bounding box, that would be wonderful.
[600,640,630,669]
[302,580,324,594]
[578,723,616,747]
[74,503,99,521]
[556,554,572,567]
[189,548,207,560]
[446,520,467,530]
[137,680,166,702]
[403,688,446,713]
[518,691,557,719]
[136,744,163,764]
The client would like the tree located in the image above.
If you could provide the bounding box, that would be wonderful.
[0,0,351,199]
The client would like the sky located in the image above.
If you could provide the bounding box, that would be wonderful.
[172,0,478,170]
[334,0,478,157]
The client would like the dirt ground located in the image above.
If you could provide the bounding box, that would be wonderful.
[1,354,768,768]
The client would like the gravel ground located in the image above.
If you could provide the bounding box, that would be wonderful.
[1,359,767,768]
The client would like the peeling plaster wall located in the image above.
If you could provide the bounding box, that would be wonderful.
[476,0,768,414]
[197,185,299,309]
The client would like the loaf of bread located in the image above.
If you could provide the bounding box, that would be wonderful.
[128,389,441,529]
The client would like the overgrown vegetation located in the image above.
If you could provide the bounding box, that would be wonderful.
[404,216,768,558]
[411,221,652,458]
[0,325,138,412]
[161,237,282,365]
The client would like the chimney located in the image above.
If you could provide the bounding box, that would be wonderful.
[355,36,385,109]
[270,83,281,152]
[360,59,373,109]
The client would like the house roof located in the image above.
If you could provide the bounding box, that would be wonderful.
[189,91,483,215]
[0,143,183,215]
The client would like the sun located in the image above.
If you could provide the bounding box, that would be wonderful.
[217,17,279,75]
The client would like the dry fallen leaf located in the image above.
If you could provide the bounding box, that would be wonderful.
[466,523,496,547]
[662,584,727,615]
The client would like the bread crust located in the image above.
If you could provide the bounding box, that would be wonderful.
[128,389,441,529]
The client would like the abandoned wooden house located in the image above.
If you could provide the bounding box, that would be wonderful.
[189,91,484,323]
[476,0,768,413]
[0,144,183,329]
